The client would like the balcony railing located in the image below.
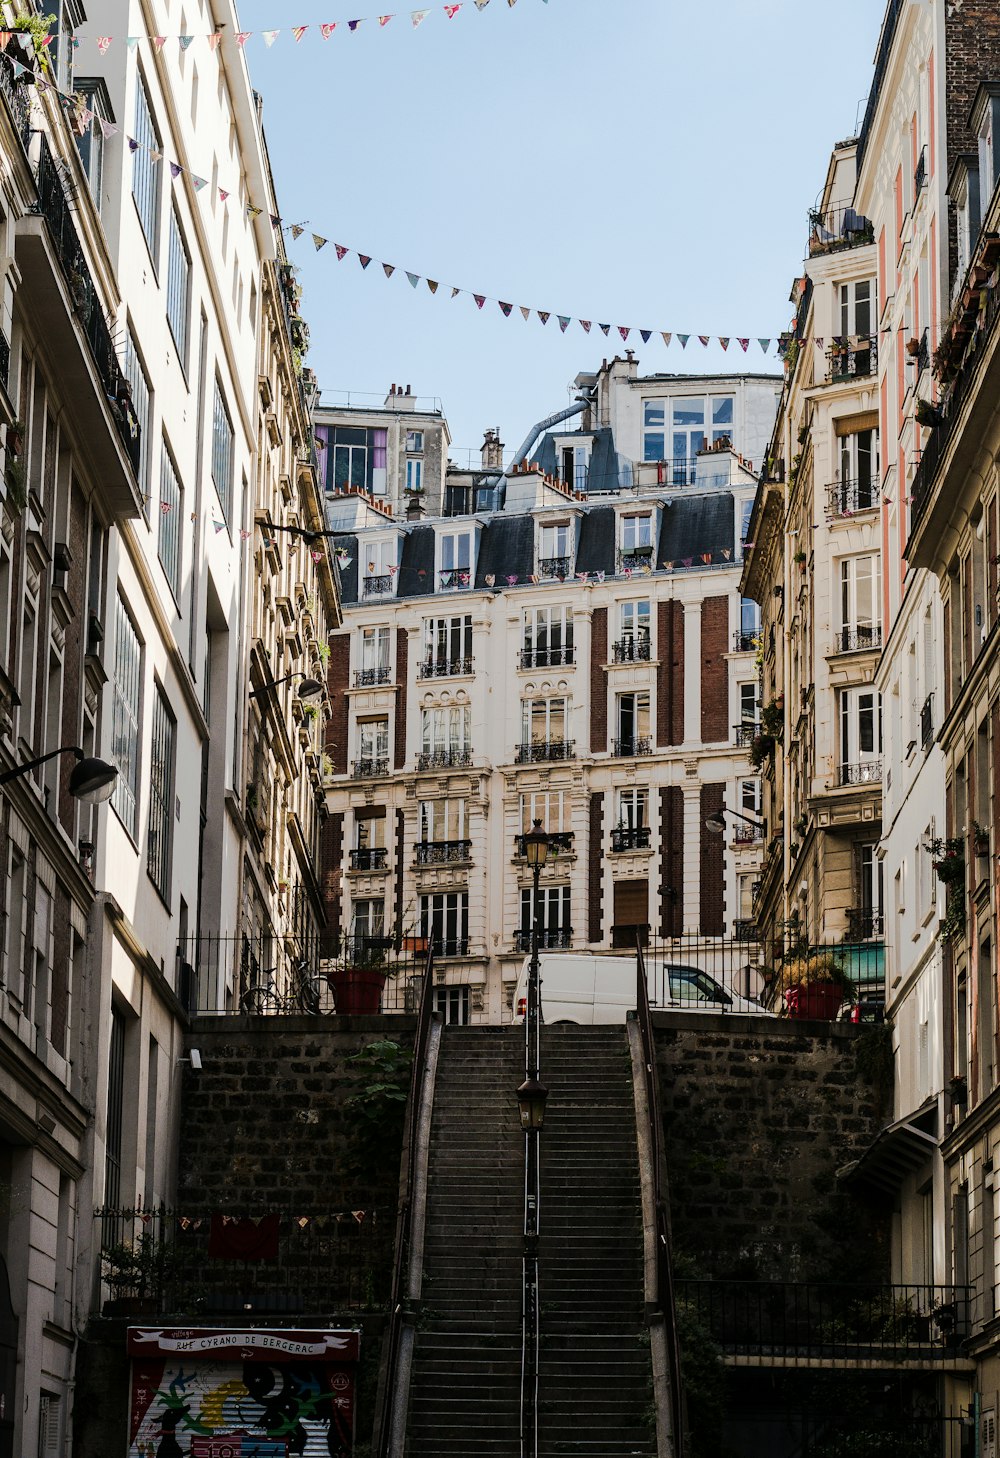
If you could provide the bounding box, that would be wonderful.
[611,826,651,853]
[515,740,575,764]
[733,823,764,845]
[612,636,651,663]
[538,555,571,580]
[352,756,389,778]
[827,335,877,382]
[0,52,30,152]
[430,936,470,958]
[917,325,930,376]
[732,631,757,653]
[914,145,927,196]
[439,568,471,590]
[807,205,875,257]
[734,722,759,748]
[920,693,934,748]
[834,625,883,654]
[35,137,142,477]
[515,831,574,857]
[612,737,652,758]
[417,748,473,771]
[618,546,655,574]
[675,1280,969,1363]
[519,646,575,669]
[846,908,885,941]
[514,927,572,953]
[839,758,882,787]
[0,328,9,394]
[354,666,391,687]
[363,574,393,597]
[827,477,881,517]
[733,919,760,942]
[420,656,473,678]
[349,847,388,872]
[415,839,472,865]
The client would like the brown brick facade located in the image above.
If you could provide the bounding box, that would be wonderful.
[394,628,408,769]
[700,596,729,743]
[656,601,684,747]
[945,3,1000,277]
[699,783,725,936]
[588,791,604,943]
[590,607,608,753]
[659,787,684,938]
[327,634,350,774]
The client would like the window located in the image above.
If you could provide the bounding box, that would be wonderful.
[424,614,472,672]
[839,279,874,338]
[838,429,879,509]
[617,788,648,829]
[420,891,469,957]
[123,327,152,496]
[737,873,756,920]
[330,426,387,496]
[405,430,424,453]
[433,985,469,1024]
[105,1006,126,1207]
[522,697,569,746]
[358,718,389,766]
[158,443,182,596]
[361,540,398,596]
[642,398,666,461]
[741,779,762,815]
[211,380,234,522]
[672,398,705,483]
[616,692,651,754]
[710,395,734,443]
[420,705,471,758]
[740,499,754,544]
[166,205,191,363]
[354,810,386,851]
[111,597,142,836]
[522,606,574,668]
[419,798,467,843]
[839,555,881,649]
[439,530,473,589]
[74,80,112,209]
[147,688,175,898]
[520,790,568,836]
[740,598,760,637]
[840,687,883,782]
[359,626,390,679]
[620,599,651,655]
[520,884,571,948]
[857,842,884,931]
[4,846,26,1007]
[539,522,571,566]
[405,458,423,493]
[131,74,161,251]
[621,515,653,551]
[350,898,385,941]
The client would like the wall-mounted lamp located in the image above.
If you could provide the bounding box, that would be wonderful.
[250,673,324,702]
[0,746,118,803]
[177,1048,203,1071]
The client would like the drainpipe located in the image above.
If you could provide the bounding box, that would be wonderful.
[497,398,591,508]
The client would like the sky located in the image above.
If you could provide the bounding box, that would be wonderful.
[236,0,886,468]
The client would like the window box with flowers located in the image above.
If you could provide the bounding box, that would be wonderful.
[748,733,775,771]
[771,952,854,1020]
[760,695,784,740]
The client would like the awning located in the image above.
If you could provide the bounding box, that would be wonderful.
[838,1099,939,1194]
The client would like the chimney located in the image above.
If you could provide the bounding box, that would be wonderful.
[481,428,504,470]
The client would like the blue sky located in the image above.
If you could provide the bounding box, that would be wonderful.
[238,0,885,465]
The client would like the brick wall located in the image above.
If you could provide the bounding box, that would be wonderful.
[328,634,350,773]
[700,595,729,743]
[656,601,684,747]
[590,607,608,753]
[946,5,1000,277]
[655,1014,891,1281]
[588,792,604,942]
[659,787,684,937]
[394,628,408,769]
[699,783,725,936]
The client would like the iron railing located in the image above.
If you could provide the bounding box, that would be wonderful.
[613,736,652,757]
[363,574,393,597]
[734,722,759,748]
[827,336,878,382]
[915,145,927,196]
[733,920,759,942]
[611,826,652,853]
[674,1280,969,1363]
[0,328,9,394]
[839,758,882,787]
[417,747,473,770]
[514,831,574,857]
[519,646,575,669]
[349,847,388,872]
[513,927,571,953]
[835,625,883,654]
[846,908,885,940]
[354,666,391,687]
[807,204,875,257]
[414,839,471,865]
[515,740,575,764]
[612,636,651,663]
[420,656,473,678]
[94,1204,395,1318]
[0,51,31,151]
[732,631,757,653]
[733,822,764,845]
[917,326,930,376]
[34,136,141,476]
[921,693,934,748]
[352,756,389,778]
[429,936,470,958]
[538,555,571,579]
[827,477,881,517]
[618,546,655,573]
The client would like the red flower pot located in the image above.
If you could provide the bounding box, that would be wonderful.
[784,981,843,1020]
[327,966,387,1015]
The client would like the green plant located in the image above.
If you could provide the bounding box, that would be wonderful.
[925,836,964,883]
[314,638,331,666]
[340,1038,412,1183]
[102,1230,181,1301]
[915,397,942,428]
[4,457,26,512]
[14,12,56,69]
[940,895,966,943]
[748,732,775,771]
[772,951,854,999]
[760,695,784,738]
[793,549,807,565]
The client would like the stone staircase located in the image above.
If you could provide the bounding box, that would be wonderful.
[405,1023,655,1458]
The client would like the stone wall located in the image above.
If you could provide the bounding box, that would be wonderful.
[654,1010,891,1282]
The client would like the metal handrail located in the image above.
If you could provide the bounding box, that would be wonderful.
[373,946,435,1458]
[635,941,685,1456]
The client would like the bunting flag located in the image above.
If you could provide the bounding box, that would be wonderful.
[291,25,308,40]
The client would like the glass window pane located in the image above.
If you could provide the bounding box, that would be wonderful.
[643,433,665,462]
[712,397,734,426]
[673,402,705,426]
[643,400,665,427]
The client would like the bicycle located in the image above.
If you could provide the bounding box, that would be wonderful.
[238,959,329,1015]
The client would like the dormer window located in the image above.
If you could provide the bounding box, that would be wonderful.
[439,529,473,590]
[539,522,572,579]
[619,515,654,573]
[949,154,982,285]
[362,539,397,598]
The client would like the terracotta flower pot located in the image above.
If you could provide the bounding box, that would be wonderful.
[327,965,387,1015]
[784,981,843,1020]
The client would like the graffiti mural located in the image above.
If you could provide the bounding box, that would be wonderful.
[127,1329,360,1458]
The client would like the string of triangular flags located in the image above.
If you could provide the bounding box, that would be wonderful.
[67,0,538,53]
[167,1209,376,1229]
[330,547,738,581]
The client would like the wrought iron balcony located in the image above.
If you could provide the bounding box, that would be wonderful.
[732,631,757,653]
[612,636,651,663]
[734,722,759,748]
[827,478,881,517]
[618,545,655,574]
[515,831,574,857]
[513,927,572,953]
[733,822,764,845]
[354,666,391,687]
[835,625,883,654]
[431,936,470,958]
[839,758,882,787]
[417,748,473,771]
[439,568,471,590]
[613,736,652,758]
[610,826,651,853]
[917,326,930,376]
[920,693,934,748]
[362,574,393,597]
[538,555,571,580]
[914,145,927,195]
[827,336,878,382]
[807,205,875,257]
[733,919,760,942]
[349,847,388,872]
[846,908,885,941]
[519,646,575,669]
[515,740,575,764]
[352,756,389,778]
[0,328,10,394]
[0,52,30,153]
[420,656,473,679]
[415,839,472,865]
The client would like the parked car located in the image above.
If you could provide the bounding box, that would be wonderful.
[513,952,774,1025]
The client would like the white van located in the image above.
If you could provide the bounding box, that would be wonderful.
[512,952,773,1025]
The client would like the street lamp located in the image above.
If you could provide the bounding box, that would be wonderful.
[0,746,118,803]
[516,1074,549,1132]
[249,673,324,701]
[704,806,767,838]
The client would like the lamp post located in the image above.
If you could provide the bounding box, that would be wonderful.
[518,818,549,1458]
[0,746,118,803]
[704,806,767,839]
[249,673,324,701]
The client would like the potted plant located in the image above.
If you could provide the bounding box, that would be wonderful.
[326,933,400,1016]
[915,397,942,428]
[101,1229,181,1316]
[6,420,24,458]
[972,821,991,859]
[949,1074,968,1108]
[925,835,964,884]
[793,549,807,569]
[749,732,775,771]
[773,951,852,1020]
[905,337,922,357]
[4,457,26,513]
